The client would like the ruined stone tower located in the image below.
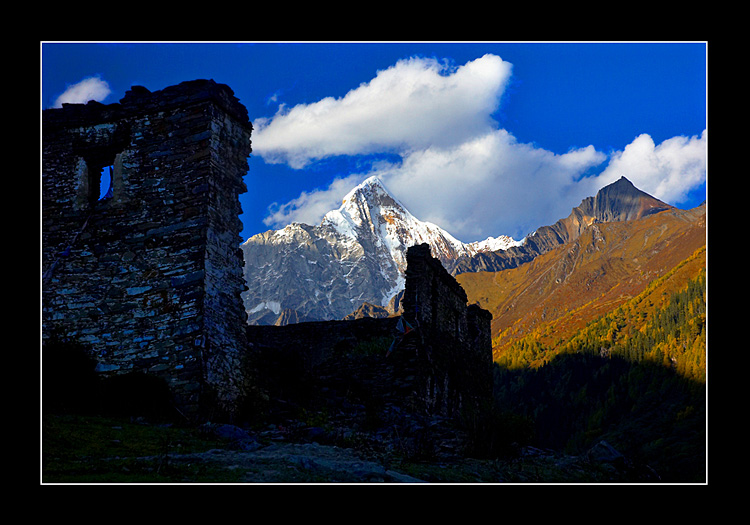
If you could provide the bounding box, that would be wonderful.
[401,243,493,417]
[42,80,253,419]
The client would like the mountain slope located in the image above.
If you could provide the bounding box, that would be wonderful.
[456,202,706,361]
[241,177,520,324]
[451,177,673,276]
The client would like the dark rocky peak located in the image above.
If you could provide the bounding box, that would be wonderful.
[579,176,672,223]
[553,177,671,246]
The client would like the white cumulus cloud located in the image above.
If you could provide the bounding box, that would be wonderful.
[253,54,512,169]
[53,76,112,108]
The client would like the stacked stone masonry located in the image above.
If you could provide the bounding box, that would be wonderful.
[401,243,494,417]
[42,80,253,419]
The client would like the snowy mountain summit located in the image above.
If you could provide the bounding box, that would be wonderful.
[241,176,520,325]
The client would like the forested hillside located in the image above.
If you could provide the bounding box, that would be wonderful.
[495,246,706,379]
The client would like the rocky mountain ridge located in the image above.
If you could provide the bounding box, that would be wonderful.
[450,176,674,275]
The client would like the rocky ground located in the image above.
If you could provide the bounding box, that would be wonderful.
[118,424,657,484]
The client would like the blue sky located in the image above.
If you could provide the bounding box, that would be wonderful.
[42,42,707,242]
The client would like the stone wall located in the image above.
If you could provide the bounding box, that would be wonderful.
[42,80,253,419]
[247,316,398,367]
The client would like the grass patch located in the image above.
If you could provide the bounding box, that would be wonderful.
[42,414,242,483]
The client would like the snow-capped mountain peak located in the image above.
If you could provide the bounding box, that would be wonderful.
[241,176,520,325]
[321,176,405,237]
[324,176,476,265]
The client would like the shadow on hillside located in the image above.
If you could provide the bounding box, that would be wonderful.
[491,352,706,483]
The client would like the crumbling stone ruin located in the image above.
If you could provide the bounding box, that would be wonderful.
[42,79,492,426]
[42,80,253,419]
[400,243,493,417]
